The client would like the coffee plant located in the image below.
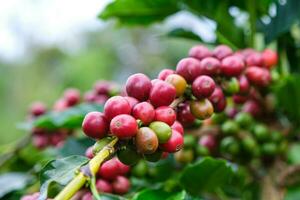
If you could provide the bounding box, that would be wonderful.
[1,1,300,200]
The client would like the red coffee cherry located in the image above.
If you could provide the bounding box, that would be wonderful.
[49,132,66,147]
[160,130,184,153]
[262,49,278,69]
[98,158,120,180]
[154,106,176,126]
[126,73,152,101]
[245,52,263,67]
[82,112,108,139]
[30,102,47,117]
[165,74,187,97]
[64,88,80,106]
[53,99,69,112]
[115,158,130,175]
[215,97,227,112]
[110,114,138,139]
[171,121,184,135]
[136,127,159,154]
[208,87,224,105]
[199,57,221,76]
[123,96,139,110]
[176,58,202,82]
[221,55,245,76]
[96,179,113,193]
[82,192,93,200]
[213,45,233,60]
[104,96,131,121]
[199,134,217,152]
[85,146,94,159]
[94,81,112,95]
[94,95,109,105]
[233,94,248,104]
[149,80,176,107]
[112,176,131,194]
[245,66,271,87]
[32,134,48,149]
[177,102,196,127]
[238,75,250,95]
[188,45,212,60]
[84,91,97,102]
[242,100,261,117]
[192,75,216,99]
[190,99,214,120]
[158,69,175,80]
[242,48,256,58]
[226,107,238,118]
[132,102,155,125]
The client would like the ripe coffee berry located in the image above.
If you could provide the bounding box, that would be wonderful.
[98,158,120,180]
[238,75,250,95]
[85,146,94,159]
[171,121,184,135]
[208,86,224,106]
[245,52,263,66]
[246,66,271,87]
[154,106,176,126]
[158,69,175,80]
[96,179,113,193]
[123,96,139,109]
[104,96,131,120]
[82,112,108,139]
[192,75,216,99]
[214,96,227,113]
[188,45,212,60]
[242,100,261,117]
[149,121,172,143]
[177,102,196,127]
[132,102,155,125]
[112,176,131,194]
[199,134,217,152]
[221,55,245,76]
[165,74,187,97]
[176,57,202,82]
[136,127,159,154]
[53,98,69,112]
[149,80,176,107]
[110,114,138,139]
[213,45,233,60]
[115,158,130,174]
[233,94,248,104]
[199,57,221,75]
[63,88,80,106]
[126,73,152,101]
[160,130,184,153]
[190,99,214,120]
[82,192,93,200]
[30,102,47,117]
[262,49,278,68]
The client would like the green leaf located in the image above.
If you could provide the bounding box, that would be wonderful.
[0,173,32,198]
[39,155,88,199]
[99,0,180,25]
[166,28,206,42]
[285,185,300,200]
[57,137,94,157]
[180,157,235,195]
[287,144,300,164]
[33,103,103,130]
[274,74,300,124]
[262,0,300,43]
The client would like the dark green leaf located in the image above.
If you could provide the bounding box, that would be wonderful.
[99,0,180,25]
[32,103,103,130]
[166,28,206,42]
[0,173,32,198]
[285,185,300,200]
[180,157,235,195]
[262,0,300,43]
[57,137,94,157]
[39,156,88,199]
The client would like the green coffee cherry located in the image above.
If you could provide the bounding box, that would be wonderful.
[211,113,227,124]
[242,135,257,153]
[223,77,240,95]
[117,146,140,165]
[252,124,269,142]
[221,120,240,135]
[235,112,253,128]
[144,150,163,162]
[271,131,283,143]
[196,145,210,156]
[149,121,172,143]
[132,160,148,177]
[174,149,194,164]
[220,137,240,156]
[261,143,277,156]
[183,135,196,149]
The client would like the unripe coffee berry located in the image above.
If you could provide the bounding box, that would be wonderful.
[110,114,138,139]
[213,45,233,60]
[160,130,184,153]
[192,75,216,99]
[96,179,113,193]
[221,55,245,77]
[154,106,176,126]
[82,111,108,139]
[117,146,140,166]
[136,127,159,154]
[165,74,187,97]
[144,150,163,162]
[199,57,221,75]
[149,80,176,107]
[104,96,131,121]
[158,69,175,80]
[188,45,212,60]
[190,99,214,120]
[149,121,172,143]
[176,58,202,82]
[112,176,131,194]
[132,102,155,125]
[126,73,152,101]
